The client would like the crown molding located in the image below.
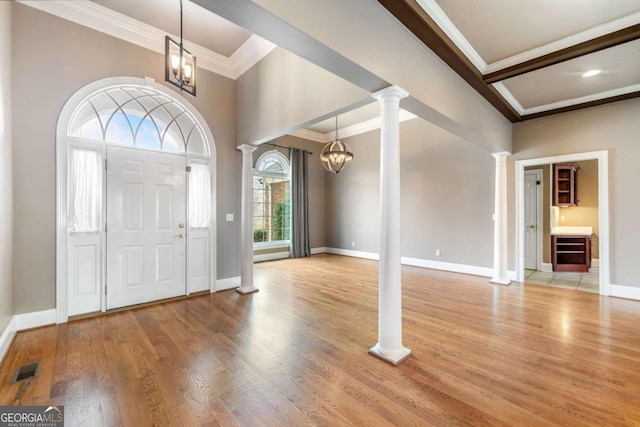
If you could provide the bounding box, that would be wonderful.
[415,0,640,79]
[289,128,327,143]
[492,82,525,115]
[485,12,640,74]
[415,0,487,73]
[290,110,418,143]
[492,81,640,117]
[521,83,640,116]
[17,0,274,80]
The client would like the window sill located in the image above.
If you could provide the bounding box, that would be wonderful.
[253,241,290,250]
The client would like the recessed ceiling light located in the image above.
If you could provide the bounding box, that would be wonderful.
[582,69,602,78]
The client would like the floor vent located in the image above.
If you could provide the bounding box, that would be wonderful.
[12,361,41,383]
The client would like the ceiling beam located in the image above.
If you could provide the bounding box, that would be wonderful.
[521,90,640,121]
[485,24,640,84]
[377,0,521,122]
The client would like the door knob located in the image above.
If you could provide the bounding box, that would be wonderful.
[177,233,185,239]
[528,224,536,229]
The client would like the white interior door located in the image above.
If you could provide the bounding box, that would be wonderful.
[524,172,539,270]
[106,146,186,310]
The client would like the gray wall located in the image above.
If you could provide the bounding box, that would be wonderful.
[511,98,640,287]
[326,118,495,268]
[236,47,371,145]
[12,4,240,314]
[0,1,14,332]
[253,135,326,251]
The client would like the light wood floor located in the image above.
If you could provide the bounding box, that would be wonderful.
[1,254,640,426]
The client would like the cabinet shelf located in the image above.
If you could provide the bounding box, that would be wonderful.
[553,163,579,207]
[552,235,591,272]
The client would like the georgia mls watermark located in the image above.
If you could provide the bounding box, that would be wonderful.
[0,406,64,427]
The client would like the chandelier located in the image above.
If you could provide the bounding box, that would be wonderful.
[165,0,196,96]
[321,116,353,174]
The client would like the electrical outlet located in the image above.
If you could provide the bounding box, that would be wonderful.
[226,213,234,221]
[436,249,441,256]
[560,215,565,222]
[492,213,495,221]
[351,241,356,247]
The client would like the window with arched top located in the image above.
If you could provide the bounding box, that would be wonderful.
[253,150,291,245]
[68,85,209,156]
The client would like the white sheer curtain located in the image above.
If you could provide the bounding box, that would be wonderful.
[68,149,102,233]
[189,163,211,228]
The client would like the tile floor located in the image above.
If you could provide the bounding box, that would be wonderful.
[524,268,600,294]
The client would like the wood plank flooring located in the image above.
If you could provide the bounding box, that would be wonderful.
[1,254,640,426]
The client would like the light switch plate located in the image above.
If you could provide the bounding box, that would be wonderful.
[226,213,233,221]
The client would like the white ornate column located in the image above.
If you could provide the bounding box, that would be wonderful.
[369,85,411,365]
[237,144,259,294]
[491,152,511,285]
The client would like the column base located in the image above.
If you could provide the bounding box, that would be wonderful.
[368,343,412,366]
[236,286,259,295]
[490,277,511,286]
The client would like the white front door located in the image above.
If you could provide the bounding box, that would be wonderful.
[524,172,539,270]
[106,146,187,310]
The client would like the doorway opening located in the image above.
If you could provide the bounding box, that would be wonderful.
[515,151,609,295]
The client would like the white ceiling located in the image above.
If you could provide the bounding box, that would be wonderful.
[419,0,640,116]
[90,0,251,56]
[435,0,640,64]
[502,40,640,111]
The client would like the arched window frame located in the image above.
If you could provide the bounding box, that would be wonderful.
[252,150,291,248]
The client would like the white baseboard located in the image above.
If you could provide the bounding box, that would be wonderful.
[216,276,240,292]
[310,247,326,255]
[325,247,379,260]
[609,284,640,301]
[1,309,56,364]
[0,317,17,365]
[15,309,57,331]
[541,263,553,272]
[401,256,494,277]
[254,251,290,262]
[325,247,516,282]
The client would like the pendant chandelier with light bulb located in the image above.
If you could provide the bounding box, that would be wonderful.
[321,116,354,174]
[165,0,196,96]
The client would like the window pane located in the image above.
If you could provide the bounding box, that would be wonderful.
[105,110,134,146]
[68,149,102,233]
[189,164,211,228]
[68,85,210,157]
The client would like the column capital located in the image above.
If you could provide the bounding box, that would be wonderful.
[372,85,409,102]
[491,151,511,160]
[237,144,258,153]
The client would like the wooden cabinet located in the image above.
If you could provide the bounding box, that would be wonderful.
[553,163,579,206]
[552,235,591,272]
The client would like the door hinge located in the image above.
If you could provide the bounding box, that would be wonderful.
[186,166,192,172]
[104,159,108,170]
[104,285,107,295]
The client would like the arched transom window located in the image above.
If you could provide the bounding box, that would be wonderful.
[68,85,209,156]
[253,150,291,245]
